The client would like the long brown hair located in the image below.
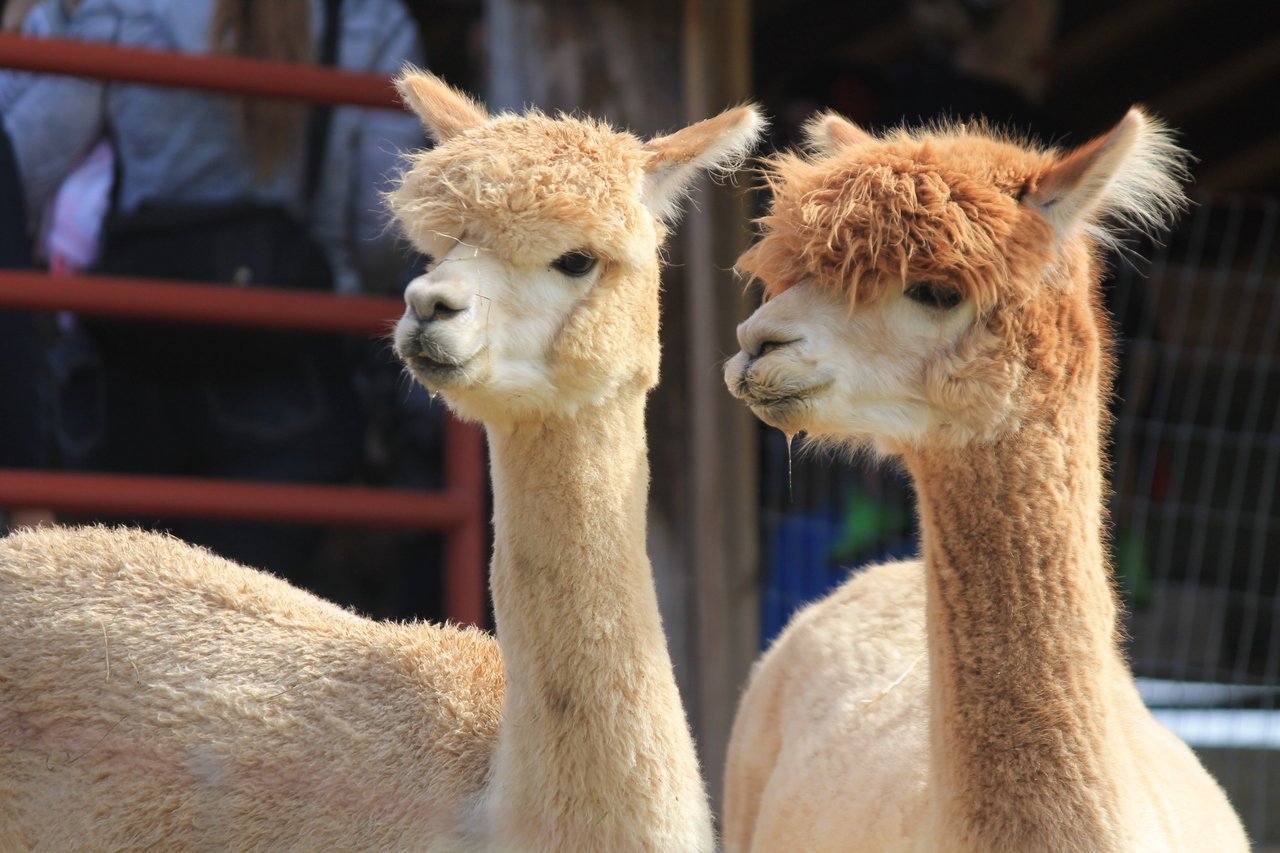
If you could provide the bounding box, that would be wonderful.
[210,0,313,180]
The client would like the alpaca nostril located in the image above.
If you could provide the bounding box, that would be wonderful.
[754,338,798,359]
[737,320,800,360]
[408,294,468,323]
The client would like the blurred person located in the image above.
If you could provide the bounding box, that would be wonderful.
[1,1,71,104]
[0,0,60,530]
[2,1,111,278]
[0,115,51,530]
[1,0,425,578]
[1,0,40,29]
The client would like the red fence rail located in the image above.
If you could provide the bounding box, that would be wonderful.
[0,271,403,332]
[0,33,400,107]
[0,36,488,626]
[0,471,471,529]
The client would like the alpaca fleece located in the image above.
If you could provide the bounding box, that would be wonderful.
[389,112,656,269]
[0,525,502,850]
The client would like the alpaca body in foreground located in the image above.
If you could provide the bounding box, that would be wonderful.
[722,110,1248,851]
[0,71,763,850]
[1,525,502,849]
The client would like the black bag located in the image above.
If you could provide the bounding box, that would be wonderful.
[95,201,332,292]
[88,202,336,374]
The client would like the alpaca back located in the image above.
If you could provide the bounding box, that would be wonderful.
[0,525,503,850]
[725,559,930,853]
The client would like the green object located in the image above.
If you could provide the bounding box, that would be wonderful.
[1114,529,1153,606]
[829,489,906,563]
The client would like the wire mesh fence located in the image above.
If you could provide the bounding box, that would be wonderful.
[757,194,1280,844]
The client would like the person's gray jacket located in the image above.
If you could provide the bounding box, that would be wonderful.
[2,0,425,293]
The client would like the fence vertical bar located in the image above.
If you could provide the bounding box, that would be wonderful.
[445,416,488,627]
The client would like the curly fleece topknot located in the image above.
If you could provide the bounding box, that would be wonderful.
[387,112,654,267]
[737,127,1065,314]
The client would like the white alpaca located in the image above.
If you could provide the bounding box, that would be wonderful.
[0,70,764,851]
[721,110,1248,852]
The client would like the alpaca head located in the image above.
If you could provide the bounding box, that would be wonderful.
[388,68,764,427]
[724,108,1188,454]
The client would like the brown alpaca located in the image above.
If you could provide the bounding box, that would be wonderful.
[0,71,763,851]
[722,110,1248,852]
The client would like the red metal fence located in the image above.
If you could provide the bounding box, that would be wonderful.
[0,34,487,626]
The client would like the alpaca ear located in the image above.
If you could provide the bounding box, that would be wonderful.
[641,105,767,223]
[802,111,873,154]
[1024,107,1190,244]
[394,66,489,144]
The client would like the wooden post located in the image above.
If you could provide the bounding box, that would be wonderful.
[485,0,758,814]
[677,0,759,811]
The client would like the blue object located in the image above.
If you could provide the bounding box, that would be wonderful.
[761,510,916,649]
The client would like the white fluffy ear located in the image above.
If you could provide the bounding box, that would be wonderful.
[1024,107,1190,246]
[394,65,489,144]
[802,111,873,154]
[641,105,767,222]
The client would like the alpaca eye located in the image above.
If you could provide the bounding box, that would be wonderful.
[904,281,962,310]
[551,251,598,277]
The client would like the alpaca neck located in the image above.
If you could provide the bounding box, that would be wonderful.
[482,386,708,847]
[906,390,1129,850]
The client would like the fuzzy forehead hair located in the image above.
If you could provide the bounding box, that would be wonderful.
[739,112,1188,314]
[738,125,1059,313]
[388,112,654,265]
